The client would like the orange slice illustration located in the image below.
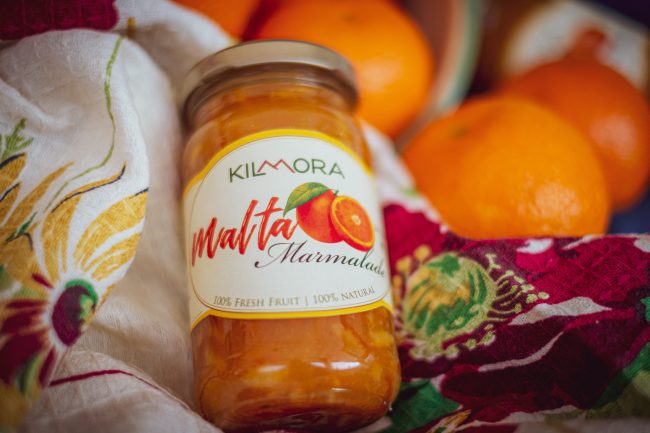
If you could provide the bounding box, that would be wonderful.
[330,196,374,251]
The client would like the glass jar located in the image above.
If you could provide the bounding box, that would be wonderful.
[180,40,400,432]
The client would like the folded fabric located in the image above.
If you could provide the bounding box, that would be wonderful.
[0,1,649,433]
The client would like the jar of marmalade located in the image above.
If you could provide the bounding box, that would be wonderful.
[180,40,400,432]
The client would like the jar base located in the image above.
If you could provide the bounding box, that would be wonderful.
[207,388,391,433]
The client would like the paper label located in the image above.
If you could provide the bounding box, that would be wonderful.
[183,129,392,328]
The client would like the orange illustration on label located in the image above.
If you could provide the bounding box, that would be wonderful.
[283,182,375,252]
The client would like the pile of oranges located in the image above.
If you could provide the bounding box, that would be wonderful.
[174,0,434,138]
[405,28,650,238]
[175,0,650,239]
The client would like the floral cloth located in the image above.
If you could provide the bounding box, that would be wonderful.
[0,1,649,433]
[385,207,650,432]
[0,30,152,427]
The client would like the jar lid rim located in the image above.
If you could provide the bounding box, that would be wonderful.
[180,40,357,113]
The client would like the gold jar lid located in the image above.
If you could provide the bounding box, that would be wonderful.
[181,40,358,121]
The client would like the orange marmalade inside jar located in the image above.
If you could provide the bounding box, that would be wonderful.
[180,40,401,432]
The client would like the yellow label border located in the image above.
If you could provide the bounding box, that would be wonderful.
[183,128,373,198]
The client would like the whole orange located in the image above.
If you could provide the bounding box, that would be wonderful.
[254,0,434,137]
[403,95,610,239]
[296,190,341,243]
[173,0,260,38]
[500,31,650,210]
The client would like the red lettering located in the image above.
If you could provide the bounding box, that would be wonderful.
[255,197,298,249]
[238,200,257,254]
[220,228,237,249]
[190,197,297,265]
[192,217,217,266]
[269,218,297,240]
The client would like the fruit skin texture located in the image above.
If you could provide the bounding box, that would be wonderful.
[403,95,610,239]
[254,0,434,137]
[330,196,374,251]
[296,190,341,243]
[500,50,650,210]
[173,0,260,37]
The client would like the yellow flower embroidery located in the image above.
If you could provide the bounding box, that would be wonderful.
[0,149,147,427]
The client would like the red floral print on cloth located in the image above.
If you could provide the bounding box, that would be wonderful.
[0,0,118,40]
[384,204,650,432]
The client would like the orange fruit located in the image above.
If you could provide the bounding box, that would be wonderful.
[249,0,397,39]
[254,0,434,137]
[500,29,650,210]
[330,196,374,251]
[403,95,610,239]
[296,190,341,243]
[173,0,261,38]
[262,0,393,8]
